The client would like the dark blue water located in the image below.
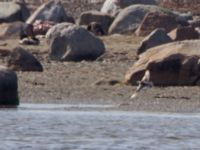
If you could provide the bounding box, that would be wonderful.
[0,104,200,150]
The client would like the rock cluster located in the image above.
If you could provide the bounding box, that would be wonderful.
[0,0,200,106]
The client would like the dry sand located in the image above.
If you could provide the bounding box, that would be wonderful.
[1,34,200,113]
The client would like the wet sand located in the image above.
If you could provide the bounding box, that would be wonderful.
[1,34,200,113]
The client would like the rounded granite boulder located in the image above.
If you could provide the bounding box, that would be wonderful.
[49,25,105,61]
[0,66,19,106]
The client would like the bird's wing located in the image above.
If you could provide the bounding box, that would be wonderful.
[130,83,142,99]
[136,83,143,92]
[141,70,150,82]
[130,70,152,99]
[198,59,200,65]
[130,91,138,99]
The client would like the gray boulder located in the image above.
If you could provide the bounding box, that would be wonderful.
[0,22,24,39]
[49,25,105,61]
[137,28,172,55]
[78,10,114,34]
[135,11,178,36]
[109,4,168,34]
[0,66,19,106]
[26,0,74,24]
[101,0,158,16]
[46,22,73,44]
[0,2,29,23]
[125,40,200,86]
[7,47,43,72]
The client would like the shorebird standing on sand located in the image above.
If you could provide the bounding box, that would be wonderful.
[130,70,153,99]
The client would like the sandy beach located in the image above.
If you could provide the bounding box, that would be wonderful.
[1,34,199,113]
[0,0,200,113]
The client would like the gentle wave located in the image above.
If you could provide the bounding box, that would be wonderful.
[0,104,200,150]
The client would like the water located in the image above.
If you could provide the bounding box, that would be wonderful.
[0,104,200,150]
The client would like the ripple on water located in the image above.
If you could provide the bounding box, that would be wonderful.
[0,104,200,150]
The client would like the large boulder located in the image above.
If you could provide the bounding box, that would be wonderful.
[78,11,114,34]
[0,2,29,23]
[0,66,19,106]
[7,47,43,72]
[125,40,200,86]
[46,22,73,44]
[101,0,158,16]
[168,26,199,41]
[26,0,74,24]
[49,25,105,61]
[0,22,24,39]
[137,28,172,55]
[135,11,178,36]
[108,5,169,34]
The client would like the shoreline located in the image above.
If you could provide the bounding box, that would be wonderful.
[1,35,200,113]
[2,103,199,116]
